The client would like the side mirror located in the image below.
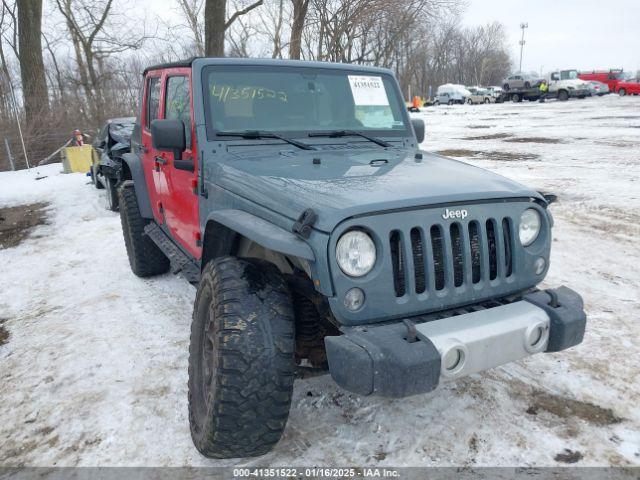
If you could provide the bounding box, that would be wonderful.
[151,119,186,160]
[411,118,425,143]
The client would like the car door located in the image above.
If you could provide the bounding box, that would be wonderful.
[158,69,202,259]
[140,74,165,223]
[512,75,523,88]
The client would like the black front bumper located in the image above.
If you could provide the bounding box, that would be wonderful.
[324,286,586,398]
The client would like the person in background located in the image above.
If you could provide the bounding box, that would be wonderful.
[538,80,549,103]
[72,129,84,146]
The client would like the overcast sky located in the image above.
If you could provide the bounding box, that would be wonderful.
[464,0,640,74]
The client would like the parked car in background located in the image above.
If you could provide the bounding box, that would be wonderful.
[466,87,495,104]
[587,81,610,96]
[615,78,640,96]
[486,86,503,98]
[579,69,626,92]
[434,84,470,105]
[502,73,543,91]
[91,117,136,211]
[548,70,590,101]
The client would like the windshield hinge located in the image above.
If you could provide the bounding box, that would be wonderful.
[292,209,317,239]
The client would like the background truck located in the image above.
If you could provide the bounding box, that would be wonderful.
[117,57,586,459]
[548,70,591,100]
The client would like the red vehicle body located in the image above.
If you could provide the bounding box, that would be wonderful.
[615,79,640,96]
[578,69,626,92]
[140,66,202,259]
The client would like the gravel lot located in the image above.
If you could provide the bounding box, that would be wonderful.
[0,94,638,467]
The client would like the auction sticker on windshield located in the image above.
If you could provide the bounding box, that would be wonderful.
[348,75,390,106]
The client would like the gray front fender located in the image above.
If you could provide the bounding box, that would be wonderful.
[207,209,315,261]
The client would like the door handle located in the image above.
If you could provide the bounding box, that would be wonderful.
[155,156,167,172]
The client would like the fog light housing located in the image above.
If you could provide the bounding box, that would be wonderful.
[344,288,365,311]
[534,257,546,275]
[443,348,464,371]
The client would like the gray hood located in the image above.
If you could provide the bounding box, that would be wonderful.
[213,147,541,232]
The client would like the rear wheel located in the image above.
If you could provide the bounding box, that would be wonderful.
[503,83,510,91]
[484,97,490,104]
[189,257,295,459]
[619,88,627,96]
[511,93,522,103]
[558,90,569,101]
[118,181,169,277]
[467,98,472,105]
[448,99,454,105]
[524,81,531,89]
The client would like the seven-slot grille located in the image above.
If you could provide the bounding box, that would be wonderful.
[390,217,515,297]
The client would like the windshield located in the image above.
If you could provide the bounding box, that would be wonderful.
[202,66,408,139]
[561,70,579,80]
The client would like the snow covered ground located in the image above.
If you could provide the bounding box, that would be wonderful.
[1,95,639,467]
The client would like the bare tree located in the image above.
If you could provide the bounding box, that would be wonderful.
[177,0,205,55]
[289,0,308,59]
[204,0,263,56]
[55,0,146,123]
[16,0,49,130]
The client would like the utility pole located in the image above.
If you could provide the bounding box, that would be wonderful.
[519,22,528,73]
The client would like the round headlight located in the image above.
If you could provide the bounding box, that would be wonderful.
[336,231,376,277]
[519,209,541,246]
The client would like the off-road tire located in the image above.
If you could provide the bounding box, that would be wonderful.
[188,257,295,459]
[118,180,169,277]
[106,177,119,212]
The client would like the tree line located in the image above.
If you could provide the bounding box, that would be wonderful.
[0,0,512,170]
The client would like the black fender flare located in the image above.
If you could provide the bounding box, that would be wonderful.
[205,209,315,262]
[121,152,153,219]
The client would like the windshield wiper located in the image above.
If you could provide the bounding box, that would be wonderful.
[308,130,392,148]
[216,130,315,150]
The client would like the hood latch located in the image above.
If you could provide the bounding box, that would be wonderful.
[292,208,317,239]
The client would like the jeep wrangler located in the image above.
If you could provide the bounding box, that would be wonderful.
[118,58,586,459]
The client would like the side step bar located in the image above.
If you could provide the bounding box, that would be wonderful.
[144,223,201,284]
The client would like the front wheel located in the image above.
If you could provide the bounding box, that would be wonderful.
[467,98,472,105]
[619,88,627,96]
[189,257,296,459]
[558,90,569,101]
[511,93,521,103]
[484,98,490,104]
[448,99,454,105]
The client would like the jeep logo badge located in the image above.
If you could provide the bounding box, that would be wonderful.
[442,208,468,220]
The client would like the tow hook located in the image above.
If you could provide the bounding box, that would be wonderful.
[403,319,418,343]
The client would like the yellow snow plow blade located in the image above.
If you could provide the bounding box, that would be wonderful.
[61,145,93,174]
